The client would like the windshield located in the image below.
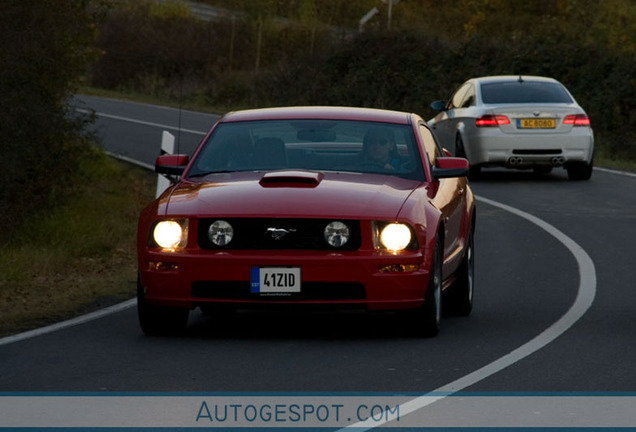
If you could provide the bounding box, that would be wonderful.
[481,81,573,104]
[187,119,424,181]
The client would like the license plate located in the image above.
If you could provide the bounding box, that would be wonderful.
[518,118,556,129]
[250,267,301,293]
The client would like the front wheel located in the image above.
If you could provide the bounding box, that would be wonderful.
[137,277,189,336]
[403,235,442,337]
[446,225,474,316]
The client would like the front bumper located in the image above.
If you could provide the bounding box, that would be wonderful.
[139,249,430,311]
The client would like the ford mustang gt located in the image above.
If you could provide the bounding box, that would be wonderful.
[137,106,475,337]
[429,75,594,180]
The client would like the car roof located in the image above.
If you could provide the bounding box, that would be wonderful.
[220,106,415,125]
[470,75,561,85]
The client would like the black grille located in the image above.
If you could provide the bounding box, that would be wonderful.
[191,281,365,301]
[198,218,361,250]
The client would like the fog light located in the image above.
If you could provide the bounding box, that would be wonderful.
[148,261,179,271]
[324,221,350,247]
[379,264,418,273]
[208,220,234,246]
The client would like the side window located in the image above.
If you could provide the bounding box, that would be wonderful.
[459,85,475,108]
[418,124,439,166]
[450,83,470,109]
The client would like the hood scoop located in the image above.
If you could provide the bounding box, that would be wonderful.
[259,170,324,188]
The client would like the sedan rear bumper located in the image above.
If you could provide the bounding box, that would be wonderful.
[466,130,594,167]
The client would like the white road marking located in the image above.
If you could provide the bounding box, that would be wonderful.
[341,194,597,430]
[0,299,136,347]
[595,166,636,178]
[75,108,207,136]
[105,151,154,171]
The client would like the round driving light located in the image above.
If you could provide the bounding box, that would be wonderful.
[380,223,411,251]
[324,221,350,247]
[153,220,183,249]
[208,220,233,246]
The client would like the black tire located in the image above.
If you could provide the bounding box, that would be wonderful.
[456,135,481,179]
[566,159,593,181]
[403,235,442,337]
[137,277,189,336]
[454,134,466,158]
[446,225,474,316]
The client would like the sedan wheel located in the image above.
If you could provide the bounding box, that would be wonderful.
[455,135,468,159]
[137,276,189,336]
[566,159,593,181]
[456,135,481,178]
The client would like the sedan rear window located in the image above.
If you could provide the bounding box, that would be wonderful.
[481,81,573,104]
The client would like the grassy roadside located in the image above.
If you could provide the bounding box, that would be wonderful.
[594,151,636,173]
[0,151,156,337]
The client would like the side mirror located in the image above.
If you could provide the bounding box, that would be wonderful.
[430,100,447,112]
[155,154,189,176]
[432,157,469,179]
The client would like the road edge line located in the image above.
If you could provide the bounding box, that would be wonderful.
[0,299,136,347]
[341,194,597,430]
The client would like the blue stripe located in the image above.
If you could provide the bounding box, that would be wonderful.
[250,267,260,292]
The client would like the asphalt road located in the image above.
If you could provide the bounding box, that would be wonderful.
[2,95,635,427]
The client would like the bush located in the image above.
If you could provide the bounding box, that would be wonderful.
[0,0,103,242]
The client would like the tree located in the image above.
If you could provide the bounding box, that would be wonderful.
[0,0,103,240]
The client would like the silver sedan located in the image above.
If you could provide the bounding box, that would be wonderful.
[429,75,594,180]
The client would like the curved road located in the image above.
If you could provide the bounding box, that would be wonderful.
[1,95,635,427]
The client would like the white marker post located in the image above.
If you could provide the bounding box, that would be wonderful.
[156,131,175,198]
[358,7,379,32]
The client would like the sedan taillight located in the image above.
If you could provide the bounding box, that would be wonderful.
[563,114,590,126]
[476,115,510,127]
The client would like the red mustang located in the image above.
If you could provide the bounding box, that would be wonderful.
[137,107,475,337]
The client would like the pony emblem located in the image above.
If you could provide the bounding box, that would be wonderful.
[266,227,296,240]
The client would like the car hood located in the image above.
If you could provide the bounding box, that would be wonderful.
[159,171,422,220]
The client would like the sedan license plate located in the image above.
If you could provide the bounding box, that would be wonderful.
[251,267,301,293]
[518,118,556,129]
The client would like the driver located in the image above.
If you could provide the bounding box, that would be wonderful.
[359,127,401,170]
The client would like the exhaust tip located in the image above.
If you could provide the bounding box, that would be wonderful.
[507,156,523,166]
[550,156,565,166]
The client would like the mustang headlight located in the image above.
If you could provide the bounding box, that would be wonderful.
[153,220,187,250]
[324,221,350,247]
[379,223,412,251]
[208,220,234,246]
